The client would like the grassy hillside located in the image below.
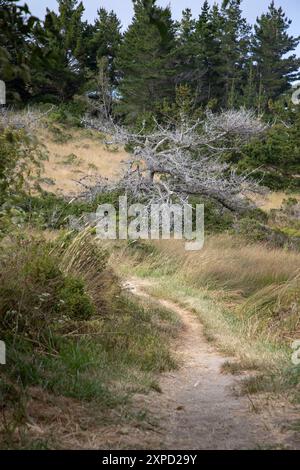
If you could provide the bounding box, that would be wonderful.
[37,126,126,195]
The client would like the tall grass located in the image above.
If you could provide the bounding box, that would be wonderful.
[110,235,300,398]
[117,235,300,300]
[0,231,180,448]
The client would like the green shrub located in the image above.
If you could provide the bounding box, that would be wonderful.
[47,101,88,127]
[0,128,43,205]
[189,196,234,233]
[233,117,300,191]
[234,217,300,249]
[14,190,126,230]
[0,232,179,442]
[0,238,96,343]
[58,277,95,321]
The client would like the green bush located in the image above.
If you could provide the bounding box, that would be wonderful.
[47,101,88,127]
[232,115,300,191]
[0,238,96,343]
[189,196,234,233]
[57,277,95,321]
[16,192,92,229]
[0,232,179,443]
[234,217,300,249]
[14,190,126,230]
[0,128,42,205]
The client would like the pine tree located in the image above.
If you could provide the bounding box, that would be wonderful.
[242,60,257,108]
[237,101,300,190]
[116,0,176,121]
[174,2,225,108]
[173,9,197,90]
[87,8,122,85]
[32,0,86,101]
[219,0,251,108]
[179,8,196,42]
[194,2,225,106]
[252,1,300,109]
[0,0,40,102]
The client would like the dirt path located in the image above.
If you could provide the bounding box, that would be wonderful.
[123,278,284,450]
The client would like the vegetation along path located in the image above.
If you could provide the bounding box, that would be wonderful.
[124,278,290,450]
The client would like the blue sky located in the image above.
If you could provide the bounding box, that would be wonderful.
[25,0,300,56]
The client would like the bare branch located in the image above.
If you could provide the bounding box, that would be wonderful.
[82,109,268,212]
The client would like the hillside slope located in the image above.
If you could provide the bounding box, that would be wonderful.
[37,127,126,196]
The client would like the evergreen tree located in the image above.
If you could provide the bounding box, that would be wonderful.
[174,2,225,108]
[252,1,300,110]
[237,102,300,190]
[219,0,251,108]
[194,2,225,106]
[0,0,39,102]
[87,8,122,85]
[173,8,196,86]
[32,0,86,101]
[179,8,196,42]
[116,0,176,121]
[242,60,258,108]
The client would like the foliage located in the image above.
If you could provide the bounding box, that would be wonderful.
[1,0,299,116]
[0,127,43,205]
[11,190,124,230]
[189,195,234,233]
[219,0,252,108]
[116,0,176,121]
[252,1,300,109]
[30,0,86,102]
[0,237,96,343]
[46,100,88,126]
[233,217,299,249]
[233,105,300,190]
[85,7,122,82]
[0,232,179,448]
[0,0,39,102]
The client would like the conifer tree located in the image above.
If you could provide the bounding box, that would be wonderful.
[174,2,224,108]
[219,0,251,108]
[0,0,39,102]
[174,8,196,86]
[252,0,300,109]
[32,0,86,101]
[194,2,225,106]
[87,8,122,85]
[116,0,176,121]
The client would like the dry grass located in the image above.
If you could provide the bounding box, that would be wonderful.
[0,108,46,132]
[37,127,126,195]
[249,191,300,212]
[115,235,300,298]
[108,235,300,398]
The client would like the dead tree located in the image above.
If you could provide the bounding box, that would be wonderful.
[82,109,267,212]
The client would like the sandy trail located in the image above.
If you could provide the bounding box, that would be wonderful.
[123,278,283,450]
